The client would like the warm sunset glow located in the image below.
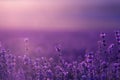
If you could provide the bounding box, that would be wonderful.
[0,0,120,31]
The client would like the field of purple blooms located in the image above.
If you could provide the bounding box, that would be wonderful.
[0,30,120,80]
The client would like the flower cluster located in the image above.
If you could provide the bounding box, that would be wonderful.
[0,31,120,80]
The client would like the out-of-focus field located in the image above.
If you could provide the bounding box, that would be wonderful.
[0,29,116,59]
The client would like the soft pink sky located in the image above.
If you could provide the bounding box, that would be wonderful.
[0,0,120,31]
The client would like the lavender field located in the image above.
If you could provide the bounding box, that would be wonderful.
[0,30,120,80]
[0,0,120,80]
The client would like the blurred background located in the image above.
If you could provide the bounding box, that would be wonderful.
[0,0,120,58]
